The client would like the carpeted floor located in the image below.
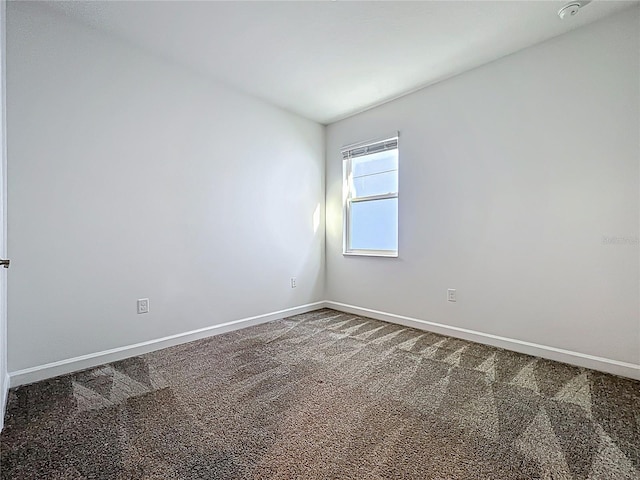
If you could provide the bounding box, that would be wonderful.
[1,309,639,479]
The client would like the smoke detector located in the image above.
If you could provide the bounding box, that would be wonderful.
[558,1,591,19]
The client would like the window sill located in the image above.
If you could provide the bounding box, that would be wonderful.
[343,250,398,258]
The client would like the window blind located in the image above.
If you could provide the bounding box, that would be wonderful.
[341,136,398,160]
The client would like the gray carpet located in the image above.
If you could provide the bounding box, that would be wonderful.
[1,308,639,479]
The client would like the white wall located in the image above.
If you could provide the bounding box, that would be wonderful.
[326,8,640,367]
[5,2,639,385]
[7,2,325,372]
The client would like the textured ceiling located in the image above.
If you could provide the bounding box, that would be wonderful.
[47,1,637,124]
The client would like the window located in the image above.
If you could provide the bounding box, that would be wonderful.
[342,135,398,256]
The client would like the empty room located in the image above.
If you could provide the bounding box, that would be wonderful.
[0,0,638,478]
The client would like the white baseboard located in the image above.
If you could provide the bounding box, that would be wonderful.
[9,301,326,388]
[8,300,640,388]
[325,301,640,381]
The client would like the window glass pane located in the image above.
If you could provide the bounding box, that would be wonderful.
[353,170,398,198]
[352,150,398,180]
[349,198,398,252]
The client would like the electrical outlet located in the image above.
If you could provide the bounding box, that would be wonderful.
[447,289,456,302]
[137,298,149,314]
[290,277,297,288]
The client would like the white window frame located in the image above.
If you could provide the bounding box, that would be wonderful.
[342,134,399,257]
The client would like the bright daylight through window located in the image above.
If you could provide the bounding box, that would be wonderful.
[342,135,398,256]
